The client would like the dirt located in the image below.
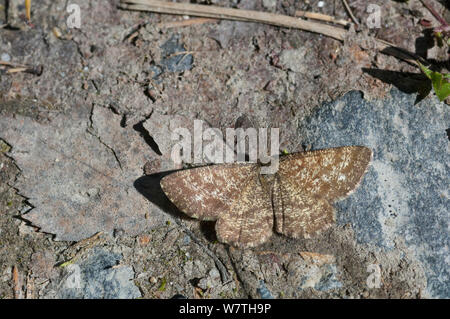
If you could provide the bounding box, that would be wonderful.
[0,0,448,299]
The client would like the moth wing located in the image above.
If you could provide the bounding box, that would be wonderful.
[274,146,372,238]
[160,163,255,221]
[215,174,274,248]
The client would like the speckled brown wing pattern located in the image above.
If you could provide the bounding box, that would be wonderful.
[215,174,273,248]
[273,146,372,239]
[160,146,372,248]
[160,163,256,221]
[161,163,273,248]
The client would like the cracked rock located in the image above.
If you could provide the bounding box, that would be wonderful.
[0,105,166,241]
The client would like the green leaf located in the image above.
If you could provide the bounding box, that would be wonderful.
[430,71,443,90]
[435,32,444,48]
[59,259,74,268]
[435,82,450,101]
[429,72,450,101]
[418,62,450,102]
[158,277,167,291]
[419,63,433,80]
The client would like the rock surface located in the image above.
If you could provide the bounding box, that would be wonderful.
[0,105,166,241]
[46,247,141,299]
[298,89,449,298]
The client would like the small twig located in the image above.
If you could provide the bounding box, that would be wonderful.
[12,266,24,299]
[63,231,104,257]
[375,38,423,66]
[120,0,427,69]
[58,231,105,267]
[119,0,347,41]
[157,17,218,29]
[167,50,196,58]
[419,0,448,27]
[342,0,360,26]
[176,52,191,67]
[25,0,32,22]
[0,61,26,68]
[7,67,28,73]
[0,61,43,75]
[295,10,351,27]
[7,66,42,75]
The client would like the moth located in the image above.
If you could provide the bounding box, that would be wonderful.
[160,146,372,248]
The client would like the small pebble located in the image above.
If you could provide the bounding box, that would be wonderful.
[197,277,209,290]
[209,268,220,280]
[257,280,274,299]
[52,27,62,39]
[183,235,191,245]
[1,53,11,62]
[262,0,277,9]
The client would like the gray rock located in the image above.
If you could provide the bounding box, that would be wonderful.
[197,277,209,290]
[262,0,277,10]
[314,265,343,291]
[0,106,165,241]
[298,89,449,298]
[257,280,274,299]
[53,248,141,299]
[193,259,207,277]
[1,53,11,62]
[209,268,221,280]
[160,35,193,73]
[279,48,309,74]
[182,235,191,245]
[298,263,342,292]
